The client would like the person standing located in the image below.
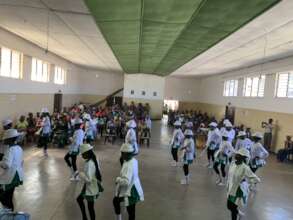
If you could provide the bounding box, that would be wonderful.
[205,122,221,168]
[180,129,195,185]
[39,109,52,156]
[64,118,84,181]
[77,144,103,220]
[250,132,269,173]
[235,131,252,152]
[125,120,138,155]
[170,121,184,167]
[0,129,24,211]
[220,121,235,144]
[214,131,235,186]
[262,118,274,151]
[113,143,144,220]
[227,148,260,220]
[0,119,13,161]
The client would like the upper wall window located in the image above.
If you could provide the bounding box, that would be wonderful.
[275,72,293,98]
[223,79,238,97]
[0,47,23,79]
[31,58,50,82]
[54,66,66,85]
[243,75,265,97]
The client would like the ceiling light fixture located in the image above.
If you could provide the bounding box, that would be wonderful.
[45,8,50,54]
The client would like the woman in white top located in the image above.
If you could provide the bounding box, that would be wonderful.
[64,118,84,181]
[205,122,221,168]
[125,120,138,155]
[235,131,252,152]
[77,144,103,220]
[0,119,13,161]
[220,121,235,144]
[214,131,235,186]
[113,143,144,220]
[39,111,52,156]
[0,129,24,211]
[250,132,269,173]
[227,148,260,220]
[84,114,96,144]
[180,129,195,185]
[170,121,184,167]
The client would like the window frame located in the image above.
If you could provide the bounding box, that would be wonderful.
[223,79,238,97]
[31,57,50,83]
[243,74,266,98]
[275,72,293,98]
[0,47,23,79]
[54,65,66,85]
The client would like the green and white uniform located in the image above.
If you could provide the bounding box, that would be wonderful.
[79,159,102,202]
[227,161,260,206]
[69,129,84,156]
[250,142,269,169]
[0,145,24,191]
[215,141,235,165]
[115,158,144,206]
[181,138,195,165]
[170,128,184,149]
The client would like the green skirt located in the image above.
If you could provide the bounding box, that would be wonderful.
[1,172,23,191]
[80,184,99,202]
[128,186,140,206]
[228,186,245,205]
[70,149,80,156]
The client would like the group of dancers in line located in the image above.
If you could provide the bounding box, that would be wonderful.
[169,119,269,220]
[0,110,144,220]
[1,108,270,220]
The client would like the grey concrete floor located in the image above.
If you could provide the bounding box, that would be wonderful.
[12,120,293,220]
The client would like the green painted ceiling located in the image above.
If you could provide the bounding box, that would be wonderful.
[84,0,280,76]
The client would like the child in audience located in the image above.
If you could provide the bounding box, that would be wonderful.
[15,115,28,133]
[180,129,195,185]
[77,144,103,220]
[170,121,184,167]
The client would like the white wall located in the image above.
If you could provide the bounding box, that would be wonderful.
[123,74,165,100]
[79,68,124,95]
[0,27,80,94]
[164,76,200,102]
[0,27,124,96]
[198,56,293,114]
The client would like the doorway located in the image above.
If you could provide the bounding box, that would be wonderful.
[225,104,235,125]
[54,93,63,113]
[164,100,179,112]
[106,96,123,107]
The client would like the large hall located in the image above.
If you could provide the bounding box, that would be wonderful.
[0,1,293,220]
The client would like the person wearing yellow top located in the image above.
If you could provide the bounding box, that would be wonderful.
[15,116,28,132]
